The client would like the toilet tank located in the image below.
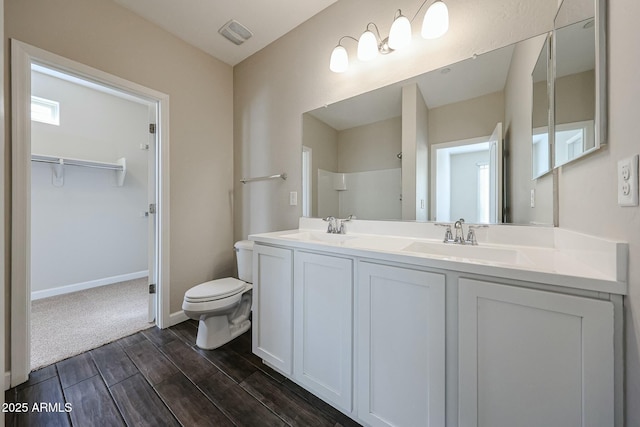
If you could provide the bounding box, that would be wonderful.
[234,240,254,283]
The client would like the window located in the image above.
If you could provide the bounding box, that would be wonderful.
[31,96,60,125]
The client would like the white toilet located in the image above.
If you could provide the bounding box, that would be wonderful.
[182,240,254,350]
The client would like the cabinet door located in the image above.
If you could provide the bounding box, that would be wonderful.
[294,251,353,412]
[252,244,293,375]
[357,262,446,427]
[458,278,614,427]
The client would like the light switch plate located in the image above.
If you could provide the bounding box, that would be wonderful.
[289,191,298,206]
[618,155,639,206]
[530,189,535,208]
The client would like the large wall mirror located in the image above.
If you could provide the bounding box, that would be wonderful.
[553,0,606,167]
[301,0,605,225]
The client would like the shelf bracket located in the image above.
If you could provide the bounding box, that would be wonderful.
[116,157,126,187]
[52,159,64,187]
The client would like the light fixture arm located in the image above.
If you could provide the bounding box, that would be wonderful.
[365,22,384,43]
[336,35,359,47]
[410,0,434,23]
[363,22,394,55]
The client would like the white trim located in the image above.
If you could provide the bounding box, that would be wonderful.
[31,270,149,300]
[4,372,10,392]
[168,310,190,327]
[11,39,32,388]
[32,63,152,106]
[0,0,4,400]
[10,39,171,386]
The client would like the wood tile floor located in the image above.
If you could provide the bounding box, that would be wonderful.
[6,320,362,427]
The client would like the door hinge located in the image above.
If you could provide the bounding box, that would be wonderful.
[149,284,156,294]
[149,123,156,134]
[149,203,156,214]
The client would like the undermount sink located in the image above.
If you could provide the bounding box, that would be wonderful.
[402,241,533,267]
[280,231,358,243]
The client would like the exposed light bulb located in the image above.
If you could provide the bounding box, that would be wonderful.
[422,0,449,39]
[358,30,379,61]
[330,45,349,73]
[389,13,412,50]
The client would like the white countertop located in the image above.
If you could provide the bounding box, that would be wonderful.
[249,219,628,295]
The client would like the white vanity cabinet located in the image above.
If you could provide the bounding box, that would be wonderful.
[251,225,625,427]
[458,278,615,427]
[293,251,353,412]
[357,262,446,427]
[252,244,293,375]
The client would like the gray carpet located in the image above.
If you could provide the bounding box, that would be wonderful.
[31,277,153,370]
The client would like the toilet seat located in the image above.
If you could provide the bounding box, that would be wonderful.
[184,278,246,303]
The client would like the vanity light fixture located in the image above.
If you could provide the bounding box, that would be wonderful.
[330,0,449,73]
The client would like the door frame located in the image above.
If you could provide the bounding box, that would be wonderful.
[430,135,492,222]
[10,39,171,386]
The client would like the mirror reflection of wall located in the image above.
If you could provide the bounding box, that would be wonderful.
[532,35,551,179]
[554,17,596,167]
[302,113,402,220]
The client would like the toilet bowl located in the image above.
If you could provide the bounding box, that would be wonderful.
[182,240,253,350]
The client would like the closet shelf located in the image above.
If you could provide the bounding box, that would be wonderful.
[31,153,127,186]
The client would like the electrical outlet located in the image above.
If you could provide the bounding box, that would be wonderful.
[618,155,639,206]
[289,191,298,206]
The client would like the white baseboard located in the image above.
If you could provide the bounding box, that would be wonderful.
[31,270,149,300]
[167,310,189,327]
[4,371,11,391]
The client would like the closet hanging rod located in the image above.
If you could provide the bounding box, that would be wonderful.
[31,154,124,171]
[240,173,287,184]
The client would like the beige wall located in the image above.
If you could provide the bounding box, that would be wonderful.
[234,0,640,422]
[337,116,401,173]
[532,79,549,129]
[401,84,429,221]
[428,91,505,146]
[415,88,429,222]
[301,113,338,217]
[560,2,640,423]
[401,84,418,220]
[555,69,595,125]
[4,0,234,338]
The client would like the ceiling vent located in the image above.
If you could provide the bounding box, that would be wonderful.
[218,20,253,45]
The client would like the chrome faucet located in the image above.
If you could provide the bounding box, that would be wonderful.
[323,216,337,233]
[338,214,355,234]
[453,218,466,243]
[436,219,488,245]
[323,215,355,234]
[435,223,455,243]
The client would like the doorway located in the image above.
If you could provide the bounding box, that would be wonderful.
[431,123,503,223]
[29,63,155,369]
[11,40,170,386]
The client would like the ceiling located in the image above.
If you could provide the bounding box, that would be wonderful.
[113,0,339,66]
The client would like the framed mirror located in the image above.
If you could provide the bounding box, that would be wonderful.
[532,34,552,179]
[553,0,606,168]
